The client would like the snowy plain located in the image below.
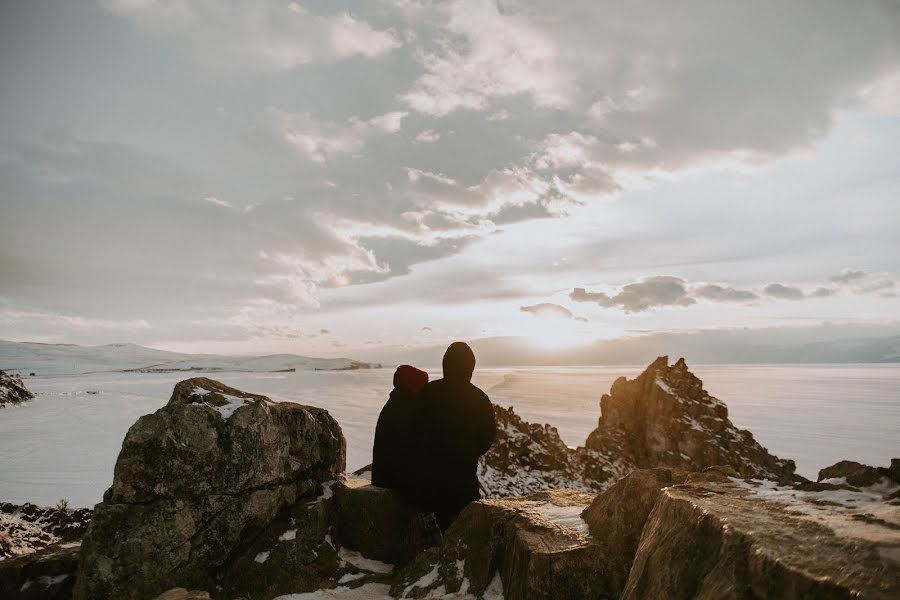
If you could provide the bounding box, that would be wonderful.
[0,364,898,507]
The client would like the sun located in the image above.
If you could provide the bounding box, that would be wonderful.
[522,316,594,350]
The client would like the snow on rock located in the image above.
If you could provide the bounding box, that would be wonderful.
[279,529,298,542]
[584,356,797,481]
[0,369,34,408]
[0,502,91,560]
[337,547,394,574]
[254,551,270,563]
[273,583,393,600]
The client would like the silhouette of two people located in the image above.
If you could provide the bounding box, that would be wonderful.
[372,342,496,530]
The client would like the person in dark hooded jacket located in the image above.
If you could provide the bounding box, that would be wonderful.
[414,342,496,530]
[371,365,429,491]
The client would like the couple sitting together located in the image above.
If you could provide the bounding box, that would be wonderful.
[371,342,497,531]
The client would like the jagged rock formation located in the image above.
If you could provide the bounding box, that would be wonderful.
[73,378,346,600]
[480,356,796,498]
[0,369,34,407]
[585,356,796,481]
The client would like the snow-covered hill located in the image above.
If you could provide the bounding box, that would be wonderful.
[0,340,379,376]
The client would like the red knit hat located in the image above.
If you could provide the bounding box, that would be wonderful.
[393,364,429,393]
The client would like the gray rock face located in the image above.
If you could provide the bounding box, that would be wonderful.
[0,369,34,408]
[586,356,796,481]
[73,378,345,600]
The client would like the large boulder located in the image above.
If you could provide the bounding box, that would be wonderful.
[0,369,34,408]
[73,378,345,600]
[585,356,796,481]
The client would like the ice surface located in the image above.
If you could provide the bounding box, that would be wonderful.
[0,366,898,506]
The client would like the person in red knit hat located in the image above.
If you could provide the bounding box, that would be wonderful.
[371,364,429,490]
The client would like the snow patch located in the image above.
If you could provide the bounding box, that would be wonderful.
[730,477,900,544]
[254,551,270,563]
[529,502,590,535]
[338,573,366,584]
[279,529,297,542]
[337,547,394,574]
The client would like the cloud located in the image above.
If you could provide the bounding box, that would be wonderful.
[831,269,866,283]
[273,109,408,163]
[415,129,441,143]
[764,283,806,300]
[100,1,401,70]
[811,287,837,298]
[693,284,758,302]
[859,279,896,294]
[571,276,695,313]
[520,303,575,319]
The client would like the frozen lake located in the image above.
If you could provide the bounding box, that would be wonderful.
[1,364,898,507]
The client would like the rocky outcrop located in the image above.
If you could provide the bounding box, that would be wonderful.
[480,357,795,498]
[0,369,34,407]
[625,475,899,599]
[585,356,796,481]
[818,458,900,489]
[73,377,346,600]
[392,489,604,600]
[480,406,600,497]
[0,543,81,600]
[0,503,91,560]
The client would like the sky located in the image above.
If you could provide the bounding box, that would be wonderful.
[1,0,899,358]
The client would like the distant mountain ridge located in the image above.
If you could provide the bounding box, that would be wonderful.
[0,340,380,376]
[374,331,900,366]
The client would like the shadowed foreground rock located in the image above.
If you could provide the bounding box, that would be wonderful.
[393,489,605,600]
[73,378,345,600]
[580,467,899,600]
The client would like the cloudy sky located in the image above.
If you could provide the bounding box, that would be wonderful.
[1,0,899,357]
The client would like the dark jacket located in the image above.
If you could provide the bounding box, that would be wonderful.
[414,375,496,522]
[371,365,429,490]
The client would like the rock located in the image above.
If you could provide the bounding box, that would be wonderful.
[580,465,900,599]
[332,477,436,566]
[585,356,796,481]
[0,503,92,560]
[480,405,592,497]
[73,377,346,600]
[393,489,610,600]
[0,369,34,407]
[581,468,687,594]
[818,459,899,488]
[218,492,353,600]
[0,542,80,600]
